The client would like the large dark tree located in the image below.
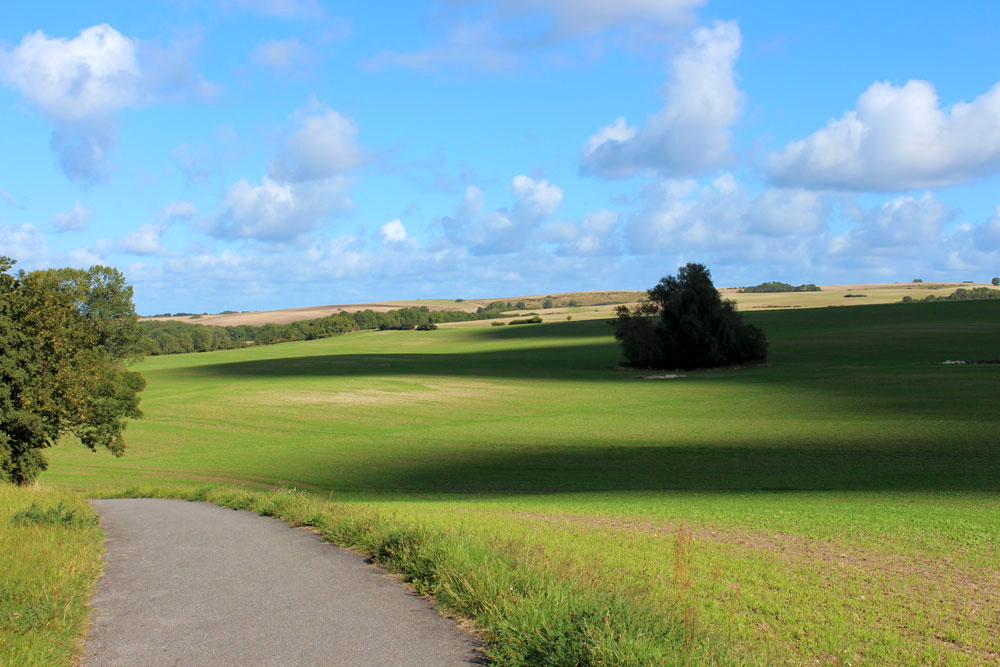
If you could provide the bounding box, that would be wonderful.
[1,257,146,485]
[613,263,768,370]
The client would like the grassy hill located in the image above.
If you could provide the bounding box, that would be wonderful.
[41,299,1000,665]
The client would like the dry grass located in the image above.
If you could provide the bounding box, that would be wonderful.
[143,283,991,328]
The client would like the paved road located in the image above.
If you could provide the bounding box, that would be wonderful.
[84,499,482,666]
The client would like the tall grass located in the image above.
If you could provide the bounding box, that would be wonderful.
[0,486,103,666]
[107,484,734,666]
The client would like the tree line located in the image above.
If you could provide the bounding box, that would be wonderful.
[141,304,512,355]
[737,281,821,293]
[901,287,1000,303]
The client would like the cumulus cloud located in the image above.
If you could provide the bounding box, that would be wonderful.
[51,201,92,232]
[442,175,563,255]
[580,21,744,178]
[0,24,213,183]
[0,223,48,264]
[269,108,362,182]
[363,21,516,73]
[250,38,314,71]
[768,79,1000,191]
[212,176,350,242]
[120,222,170,256]
[545,210,621,256]
[625,174,831,264]
[380,219,418,248]
[829,193,953,256]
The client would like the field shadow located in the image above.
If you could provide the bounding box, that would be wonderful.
[330,442,1000,494]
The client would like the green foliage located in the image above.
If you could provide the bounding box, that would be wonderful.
[542,299,554,309]
[992,277,999,286]
[901,287,1000,303]
[141,306,511,355]
[912,278,923,283]
[491,321,507,326]
[0,257,145,485]
[11,501,98,527]
[737,281,821,293]
[615,263,767,370]
[509,315,543,325]
[515,301,526,310]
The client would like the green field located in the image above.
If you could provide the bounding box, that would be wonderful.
[42,300,1000,664]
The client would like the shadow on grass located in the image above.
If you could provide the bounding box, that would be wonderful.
[330,442,1000,494]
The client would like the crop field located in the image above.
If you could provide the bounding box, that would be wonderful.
[42,300,1000,664]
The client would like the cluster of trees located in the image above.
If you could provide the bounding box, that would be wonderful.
[901,287,1000,304]
[1,258,146,485]
[613,263,768,371]
[141,304,511,355]
[737,281,821,293]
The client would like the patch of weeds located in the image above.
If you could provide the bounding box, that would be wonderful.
[11,502,98,528]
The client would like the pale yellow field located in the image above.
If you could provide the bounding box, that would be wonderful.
[144,282,992,327]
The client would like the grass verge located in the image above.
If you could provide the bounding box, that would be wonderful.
[0,486,103,667]
[104,484,734,666]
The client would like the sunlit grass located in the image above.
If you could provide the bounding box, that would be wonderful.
[41,299,1000,664]
[0,486,103,667]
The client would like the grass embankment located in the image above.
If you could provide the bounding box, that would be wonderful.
[43,300,1000,665]
[0,486,103,666]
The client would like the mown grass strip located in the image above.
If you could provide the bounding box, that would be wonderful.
[107,484,737,666]
[0,486,103,667]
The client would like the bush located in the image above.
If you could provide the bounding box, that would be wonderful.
[509,316,543,325]
[992,277,1000,286]
[542,299,554,309]
[415,323,437,331]
[613,263,767,370]
[912,278,923,283]
[491,321,506,326]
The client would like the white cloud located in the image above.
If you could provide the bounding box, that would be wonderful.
[163,200,197,220]
[212,176,350,242]
[250,38,313,71]
[0,223,47,264]
[223,0,325,19]
[581,21,744,178]
[442,175,563,255]
[51,201,92,232]
[380,219,416,247]
[269,107,362,182]
[0,24,213,183]
[363,21,516,73]
[120,222,169,256]
[510,174,563,221]
[496,0,704,38]
[547,209,621,256]
[745,189,828,237]
[768,79,1000,191]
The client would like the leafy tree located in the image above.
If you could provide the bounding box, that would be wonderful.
[542,298,554,309]
[515,301,526,310]
[1,257,146,485]
[613,263,768,370]
[992,277,999,286]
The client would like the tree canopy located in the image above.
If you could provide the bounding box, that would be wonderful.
[1,257,146,485]
[613,263,768,370]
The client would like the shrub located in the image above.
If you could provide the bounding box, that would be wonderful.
[415,323,437,331]
[491,321,506,326]
[993,277,1000,286]
[613,263,767,370]
[515,301,526,310]
[542,299,554,309]
[912,278,923,283]
[509,316,543,325]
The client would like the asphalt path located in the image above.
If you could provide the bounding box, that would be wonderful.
[84,498,482,666]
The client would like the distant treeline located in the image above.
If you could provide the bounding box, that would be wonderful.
[901,287,1000,304]
[738,281,821,293]
[141,304,510,355]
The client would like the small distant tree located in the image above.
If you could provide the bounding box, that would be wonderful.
[515,301,526,310]
[542,298,554,309]
[992,277,999,286]
[912,278,923,283]
[613,263,768,370]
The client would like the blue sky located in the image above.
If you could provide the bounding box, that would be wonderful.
[2,0,999,314]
